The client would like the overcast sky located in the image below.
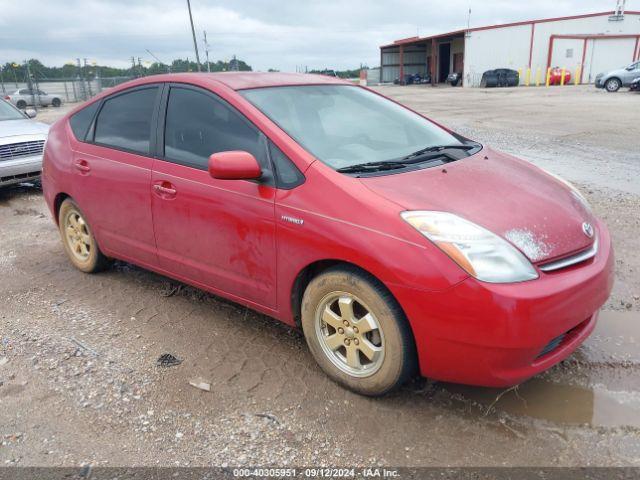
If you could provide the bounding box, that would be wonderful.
[0,0,630,71]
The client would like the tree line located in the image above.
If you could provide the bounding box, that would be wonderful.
[0,57,253,82]
[0,58,364,83]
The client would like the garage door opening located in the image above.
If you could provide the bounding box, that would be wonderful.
[439,43,451,82]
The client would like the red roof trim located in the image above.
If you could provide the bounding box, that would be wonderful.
[381,10,640,49]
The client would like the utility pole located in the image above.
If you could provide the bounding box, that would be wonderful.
[186,0,201,71]
[203,30,211,72]
[0,66,5,94]
[138,57,144,77]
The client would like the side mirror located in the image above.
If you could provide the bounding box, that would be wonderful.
[208,151,262,180]
[24,108,37,119]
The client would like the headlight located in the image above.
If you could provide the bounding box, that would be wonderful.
[401,211,539,283]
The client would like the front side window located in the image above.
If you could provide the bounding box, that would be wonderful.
[240,85,468,170]
[163,87,265,170]
[94,87,158,155]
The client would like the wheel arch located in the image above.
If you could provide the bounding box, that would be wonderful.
[606,76,622,90]
[290,259,409,331]
[53,192,71,225]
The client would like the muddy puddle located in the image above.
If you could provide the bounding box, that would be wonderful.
[442,310,640,429]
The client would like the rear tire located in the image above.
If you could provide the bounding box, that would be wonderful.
[58,199,111,273]
[16,100,26,109]
[301,266,416,396]
[605,78,621,92]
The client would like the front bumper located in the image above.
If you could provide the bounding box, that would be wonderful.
[0,154,43,186]
[390,220,614,387]
[594,78,604,88]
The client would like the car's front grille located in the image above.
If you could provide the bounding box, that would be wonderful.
[0,140,45,161]
[539,236,598,273]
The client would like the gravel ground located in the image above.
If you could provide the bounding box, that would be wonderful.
[1,86,639,469]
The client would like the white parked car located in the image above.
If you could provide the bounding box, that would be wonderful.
[0,99,49,187]
[4,88,63,109]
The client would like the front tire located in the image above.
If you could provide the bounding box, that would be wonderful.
[52,98,61,107]
[58,199,111,273]
[605,78,621,92]
[301,266,416,396]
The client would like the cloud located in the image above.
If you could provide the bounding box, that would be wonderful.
[0,0,625,71]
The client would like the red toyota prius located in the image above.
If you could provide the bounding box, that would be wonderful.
[42,73,613,396]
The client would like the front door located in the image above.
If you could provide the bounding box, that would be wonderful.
[623,61,640,84]
[70,85,160,266]
[151,85,277,309]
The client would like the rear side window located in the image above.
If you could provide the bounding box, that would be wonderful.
[94,87,158,155]
[163,87,266,170]
[69,102,100,141]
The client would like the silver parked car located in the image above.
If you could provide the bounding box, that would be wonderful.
[4,88,63,109]
[595,61,640,92]
[0,99,49,187]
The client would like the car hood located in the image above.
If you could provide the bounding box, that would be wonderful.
[0,119,50,139]
[599,67,626,78]
[359,147,595,264]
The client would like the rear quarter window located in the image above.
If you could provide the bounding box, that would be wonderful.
[94,87,158,155]
[69,102,100,141]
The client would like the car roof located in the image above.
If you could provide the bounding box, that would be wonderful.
[110,72,352,92]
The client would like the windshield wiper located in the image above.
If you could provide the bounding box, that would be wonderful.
[336,160,411,173]
[336,144,478,174]
[401,144,476,160]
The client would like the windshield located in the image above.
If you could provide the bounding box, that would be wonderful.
[240,85,466,169]
[0,100,25,121]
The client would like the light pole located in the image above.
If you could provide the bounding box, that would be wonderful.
[186,0,201,71]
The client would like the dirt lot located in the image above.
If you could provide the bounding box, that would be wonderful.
[1,86,639,468]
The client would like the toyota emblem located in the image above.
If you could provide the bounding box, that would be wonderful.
[582,222,594,239]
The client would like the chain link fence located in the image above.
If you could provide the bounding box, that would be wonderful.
[1,76,133,105]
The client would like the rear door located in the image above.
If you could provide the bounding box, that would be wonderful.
[150,84,277,308]
[69,85,161,266]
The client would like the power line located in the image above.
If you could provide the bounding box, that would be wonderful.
[145,48,171,72]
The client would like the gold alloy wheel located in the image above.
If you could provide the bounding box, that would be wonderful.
[63,210,91,262]
[315,292,385,378]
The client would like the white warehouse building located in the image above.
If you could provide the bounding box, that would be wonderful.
[379,9,640,87]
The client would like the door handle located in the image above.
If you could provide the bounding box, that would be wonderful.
[153,184,177,196]
[74,160,91,173]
